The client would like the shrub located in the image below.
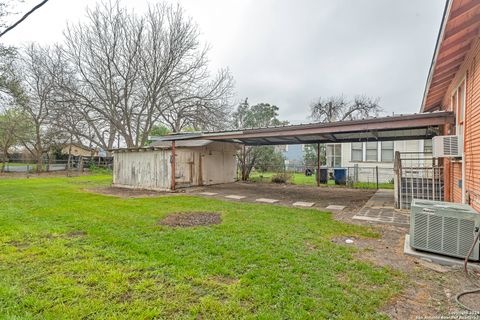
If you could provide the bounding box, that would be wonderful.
[271,172,293,184]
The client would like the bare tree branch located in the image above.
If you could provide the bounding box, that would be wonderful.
[0,0,50,38]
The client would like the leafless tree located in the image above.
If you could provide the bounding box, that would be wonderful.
[15,44,68,171]
[310,95,382,123]
[57,1,233,148]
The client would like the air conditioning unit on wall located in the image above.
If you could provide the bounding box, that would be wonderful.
[410,199,480,261]
[432,135,463,158]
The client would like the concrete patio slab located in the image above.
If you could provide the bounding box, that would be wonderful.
[225,195,246,200]
[293,201,315,207]
[198,192,218,196]
[255,198,279,203]
[353,189,409,226]
[404,235,480,270]
[326,205,346,210]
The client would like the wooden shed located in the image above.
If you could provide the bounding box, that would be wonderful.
[112,140,239,191]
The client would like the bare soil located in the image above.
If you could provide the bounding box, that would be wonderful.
[330,211,480,319]
[86,187,178,199]
[158,212,221,227]
[187,182,375,211]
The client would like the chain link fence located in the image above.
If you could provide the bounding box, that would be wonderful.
[0,157,113,173]
[245,164,395,189]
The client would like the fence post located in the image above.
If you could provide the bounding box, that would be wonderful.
[316,143,320,187]
[375,166,379,189]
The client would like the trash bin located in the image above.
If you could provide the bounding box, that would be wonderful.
[316,168,328,184]
[333,168,347,185]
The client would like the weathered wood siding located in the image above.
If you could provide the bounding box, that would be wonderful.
[113,149,172,191]
[112,142,238,191]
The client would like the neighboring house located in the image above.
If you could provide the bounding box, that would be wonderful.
[326,140,432,183]
[61,143,99,157]
[421,0,480,211]
[278,144,305,170]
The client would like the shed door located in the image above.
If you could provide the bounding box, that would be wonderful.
[202,151,224,185]
[175,151,195,187]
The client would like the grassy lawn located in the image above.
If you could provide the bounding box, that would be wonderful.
[249,171,394,189]
[0,175,401,319]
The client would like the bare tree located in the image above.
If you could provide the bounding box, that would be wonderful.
[16,44,67,171]
[160,68,234,132]
[0,107,29,171]
[310,95,382,123]
[57,1,233,148]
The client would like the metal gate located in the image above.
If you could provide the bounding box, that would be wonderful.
[394,152,444,209]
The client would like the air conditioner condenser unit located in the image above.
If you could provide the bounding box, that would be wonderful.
[432,135,463,158]
[410,199,480,261]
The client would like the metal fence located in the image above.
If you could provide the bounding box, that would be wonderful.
[245,164,395,189]
[394,152,444,209]
[0,157,113,173]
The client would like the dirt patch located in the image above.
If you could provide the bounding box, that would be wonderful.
[87,186,177,199]
[7,240,29,249]
[209,275,239,285]
[328,209,480,319]
[158,212,221,227]
[66,230,87,238]
[189,182,374,211]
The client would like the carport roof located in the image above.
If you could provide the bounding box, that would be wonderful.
[151,111,455,146]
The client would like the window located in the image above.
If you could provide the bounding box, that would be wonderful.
[326,144,342,167]
[351,142,363,161]
[381,141,394,162]
[424,139,432,153]
[366,142,378,161]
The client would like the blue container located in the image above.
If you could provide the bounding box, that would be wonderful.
[333,168,347,185]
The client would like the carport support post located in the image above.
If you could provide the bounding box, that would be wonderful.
[316,143,320,187]
[171,141,176,191]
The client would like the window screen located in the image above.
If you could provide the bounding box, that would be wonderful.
[366,141,378,161]
[381,141,394,162]
[351,142,363,161]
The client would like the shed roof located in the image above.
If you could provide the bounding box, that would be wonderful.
[150,139,213,148]
[151,111,454,146]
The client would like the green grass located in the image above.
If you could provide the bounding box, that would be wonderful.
[249,171,394,189]
[0,175,402,319]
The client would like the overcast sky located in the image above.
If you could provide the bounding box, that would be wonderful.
[1,0,446,124]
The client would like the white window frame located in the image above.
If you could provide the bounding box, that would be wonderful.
[350,142,364,162]
[380,141,394,162]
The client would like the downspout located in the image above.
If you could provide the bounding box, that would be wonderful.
[171,141,176,191]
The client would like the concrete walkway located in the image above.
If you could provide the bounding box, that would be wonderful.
[353,189,410,226]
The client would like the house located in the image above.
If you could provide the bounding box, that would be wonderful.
[326,140,432,183]
[112,140,238,191]
[61,143,99,157]
[421,0,480,211]
[277,144,305,170]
